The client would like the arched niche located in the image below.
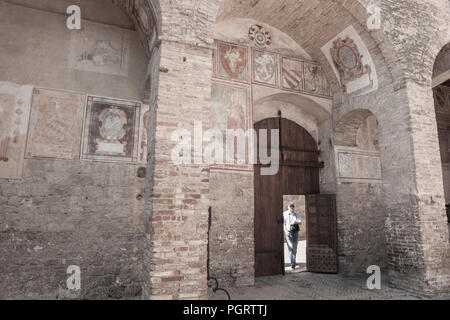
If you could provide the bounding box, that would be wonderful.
[335,109,379,152]
[334,109,381,182]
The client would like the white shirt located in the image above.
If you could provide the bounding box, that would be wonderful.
[283,209,302,234]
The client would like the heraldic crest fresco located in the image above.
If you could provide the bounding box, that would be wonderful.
[282,58,304,92]
[253,50,277,86]
[218,42,248,82]
[281,58,329,96]
[82,96,140,163]
[304,62,330,96]
[330,37,373,94]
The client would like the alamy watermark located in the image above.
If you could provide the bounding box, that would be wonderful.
[66,5,81,30]
[367,265,381,290]
[366,4,382,30]
[66,265,81,291]
[171,121,280,176]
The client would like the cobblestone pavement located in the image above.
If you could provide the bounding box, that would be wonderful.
[208,272,450,300]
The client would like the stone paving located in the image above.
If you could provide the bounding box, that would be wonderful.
[209,239,450,300]
[209,273,413,300]
[208,271,450,300]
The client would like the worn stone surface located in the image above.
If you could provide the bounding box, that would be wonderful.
[0,160,146,299]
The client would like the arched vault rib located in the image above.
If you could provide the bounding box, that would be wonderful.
[111,0,161,57]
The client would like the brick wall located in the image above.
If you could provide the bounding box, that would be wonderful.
[209,171,255,287]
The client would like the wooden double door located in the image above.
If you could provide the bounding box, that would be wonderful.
[254,117,338,277]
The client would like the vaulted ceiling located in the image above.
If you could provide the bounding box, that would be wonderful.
[216,0,448,88]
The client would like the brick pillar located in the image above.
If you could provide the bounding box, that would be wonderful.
[404,82,450,293]
[383,81,450,293]
[143,39,214,300]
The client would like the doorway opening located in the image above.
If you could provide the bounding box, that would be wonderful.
[254,116,338,277]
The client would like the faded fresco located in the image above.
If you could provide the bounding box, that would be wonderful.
[253,50,277,86]
[212,83,248,132]
[282,57,304,92]
[0,82,33,179]
[304,62,330,96]
[69,22,130,77]
[26,88,85,160]
[211,83,250,168]
[217,42,248,82]
[82,96,140,163]
[321,25,378,96]
[338,152,382,180]
[138,105,150,163]
[213,41,331,99]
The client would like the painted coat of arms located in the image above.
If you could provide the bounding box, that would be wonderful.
[218,42,248,82]
[304,63,330,96]
[253,50,277,86]
[330,37,373,94]
[82,96,140,163]
[282,58,304,92]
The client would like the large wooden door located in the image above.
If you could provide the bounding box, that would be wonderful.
[306,194,338,273]
[254,117,321,277]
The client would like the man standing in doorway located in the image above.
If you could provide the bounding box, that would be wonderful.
[283,202,302,269]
